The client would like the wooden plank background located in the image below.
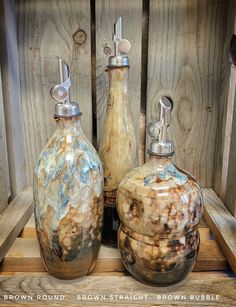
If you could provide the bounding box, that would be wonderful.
[0,66,10,214]
[0,0,26,198]
[16,0,92,184]
[0,0,235,210]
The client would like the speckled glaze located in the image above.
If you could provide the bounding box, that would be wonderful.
[117,156,203,286]
[33,117,104,279]
[99,67,137,246]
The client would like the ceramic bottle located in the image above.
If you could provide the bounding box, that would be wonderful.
[33,58,104,279]
[99,17,137,247]
[117,96,203,286]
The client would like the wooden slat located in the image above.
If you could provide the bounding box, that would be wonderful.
[0,272,235,306]
[1,227,227,273]
[95,0,142,158]
[0,0,26,197]
[0,187,33,262]
[0,65,11,214]
[213,3,236,198]
[203,188,236,274]
[146,0,233,187]
[16,0,92,184]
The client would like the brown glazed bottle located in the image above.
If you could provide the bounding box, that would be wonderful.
[99,17,137,247]
[34,58,104,279]
[117,97,203,286]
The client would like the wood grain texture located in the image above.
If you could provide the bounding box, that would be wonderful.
[95,0,142,157]
[0,66,11,214]
[147,0,232,187]
[0,272,235,306]
[0,187,33,262]
[213,2,236,197]
[222,67,236,216]
[203,188,236,274]
[16,0,92,184]
[0,0,26,196]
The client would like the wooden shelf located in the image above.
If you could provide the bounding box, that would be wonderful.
[0,188,235,306]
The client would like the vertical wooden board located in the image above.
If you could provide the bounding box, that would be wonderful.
[213,2,236,199]
[0,0,26,197]
[224,68,236,216]
[0,66,11,213]
[17,0,92,184]
[95,0,142,156]
[147,0,229,187]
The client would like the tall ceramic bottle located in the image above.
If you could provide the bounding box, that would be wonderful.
[99,17,137,247]
[117,97,203,286]
[33,58,104,279]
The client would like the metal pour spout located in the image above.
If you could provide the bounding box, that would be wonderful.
[147,96,174,156]
[109,17,131,67]
[114,16,124,56]
[50,57,81,118]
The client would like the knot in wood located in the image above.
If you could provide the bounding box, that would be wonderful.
[73,29,87,45]
[103,46,112,55]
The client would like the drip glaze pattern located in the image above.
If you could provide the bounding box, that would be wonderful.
[34,118,104,279]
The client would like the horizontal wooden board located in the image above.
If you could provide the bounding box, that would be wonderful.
[0,272,235,306]
[1,226,227,273]
[0,187,33,262]
[203,188,236,274]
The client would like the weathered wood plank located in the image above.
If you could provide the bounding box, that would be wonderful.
[0,272,235,306]
[0,0,26,197]
[0,65,11,214]
[147,0,232,187]
[16,0,92,184]
[223,66,236,216]
[95,0,142,160]
[222,18,236,216]
[203,188,236,274]
[0,187,33,262]
[213,2,236,201]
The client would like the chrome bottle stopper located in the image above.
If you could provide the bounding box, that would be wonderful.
[147,96,174,156]
[108,16,131,67]
[50,57,82,118]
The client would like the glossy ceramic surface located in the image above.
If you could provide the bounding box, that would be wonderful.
[117,156,203,286]
[99,67,137,247]
[34,117,104,279]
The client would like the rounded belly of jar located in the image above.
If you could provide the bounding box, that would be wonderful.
[118,224,200,286]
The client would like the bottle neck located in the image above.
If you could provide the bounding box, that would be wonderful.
[107,67,128,107]
[149,154,173,169]
[55,116,82,133]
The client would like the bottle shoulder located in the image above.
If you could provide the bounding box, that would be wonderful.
[118,159,201,197]
[34,128,102,179]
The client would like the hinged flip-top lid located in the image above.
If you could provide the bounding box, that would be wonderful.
[108,17,131,67]
[147,96,174,156]
[50,57,82,118]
